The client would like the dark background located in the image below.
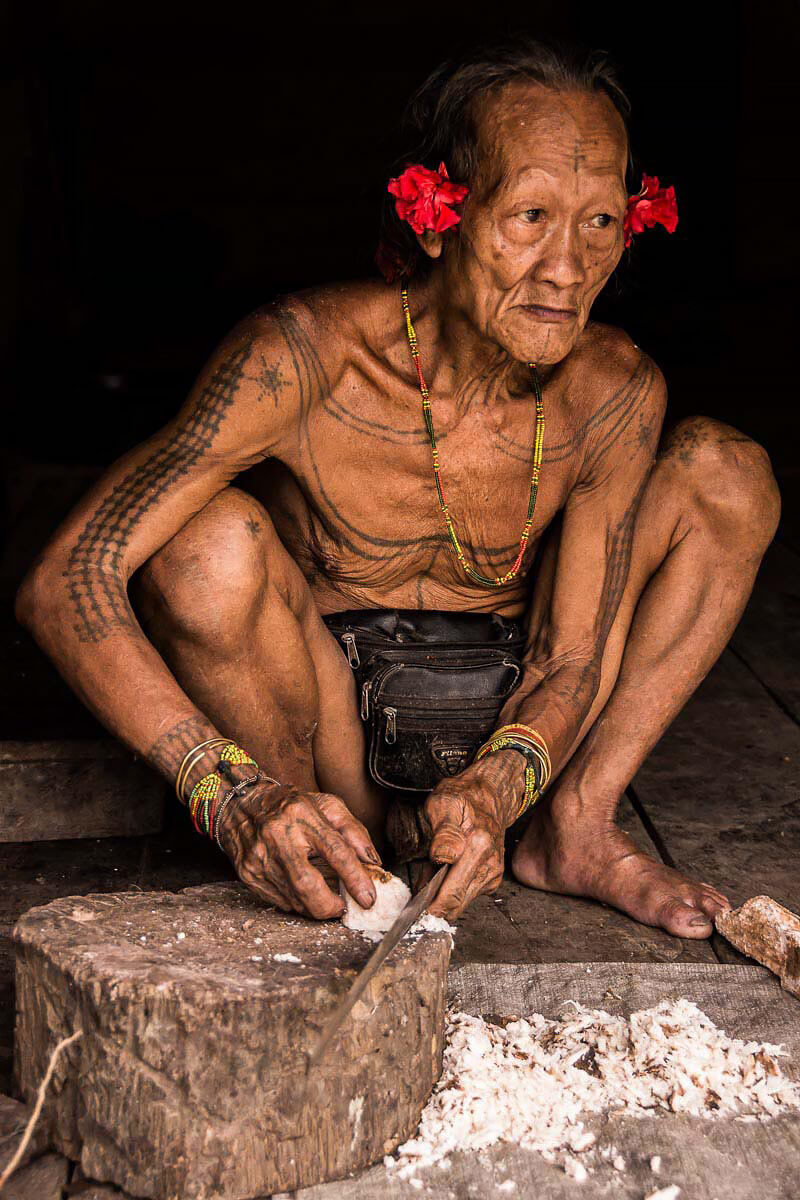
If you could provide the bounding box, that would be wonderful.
[2,0,800,564]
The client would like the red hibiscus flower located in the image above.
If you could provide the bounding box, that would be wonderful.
[623,174,679,248]
[388,162,469,235]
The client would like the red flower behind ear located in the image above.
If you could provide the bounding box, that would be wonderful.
[388,162,469,235]
[624,174,679,247]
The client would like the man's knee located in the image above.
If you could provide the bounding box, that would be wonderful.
[136,489,301,653]
[660,416,781,550]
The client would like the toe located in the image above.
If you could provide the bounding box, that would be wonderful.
[697,889,729,919]
[657,894,714,939]
[700,883,731,910]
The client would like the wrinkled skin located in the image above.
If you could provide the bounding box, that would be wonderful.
[418,85,628,917]
[419,82,629,368]
[217,779,380,919]
[18,81,780,937]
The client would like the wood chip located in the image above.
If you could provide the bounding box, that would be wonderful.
[715,896,800,998]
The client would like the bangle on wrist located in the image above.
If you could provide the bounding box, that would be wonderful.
[213,774,280,849]
[474,724,552,821]
[175,737,229,803]
[184,742,259,837]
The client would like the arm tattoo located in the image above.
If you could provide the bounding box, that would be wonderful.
[65,340,253,643]
[597,472,649,647]
[253,354,290,408]
[147,715,218,781]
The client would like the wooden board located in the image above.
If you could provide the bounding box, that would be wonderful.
[12,882,451,1200]
[0,740,165,842]
[632,648,800,915]
[730,539,800,724]
[449,794,715,968]
[283,961,800,1200]
[0,1091,48,1175]
[1,1153,69,1200]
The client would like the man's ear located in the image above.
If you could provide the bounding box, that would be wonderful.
[415,230,444,259]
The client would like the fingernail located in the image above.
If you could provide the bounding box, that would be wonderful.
[366,847,381,864]
[690,915,711,926]
[359,888,376,908]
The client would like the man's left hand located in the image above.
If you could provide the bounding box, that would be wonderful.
[423,751,523,921]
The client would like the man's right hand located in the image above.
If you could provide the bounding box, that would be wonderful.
[217,780,381,919]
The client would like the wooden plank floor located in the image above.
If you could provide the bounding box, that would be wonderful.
[0,541,798,1100]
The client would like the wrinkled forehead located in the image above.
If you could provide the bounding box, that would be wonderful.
[472,80,628,196]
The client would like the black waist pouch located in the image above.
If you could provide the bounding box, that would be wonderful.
[322,609,526,793]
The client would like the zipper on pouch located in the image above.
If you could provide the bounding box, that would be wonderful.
[384,707,397,744]
[341,633,360,669]
[374,659,520,707]
[363,657,519,724]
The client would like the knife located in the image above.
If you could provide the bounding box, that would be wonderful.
[307,863,449,1071]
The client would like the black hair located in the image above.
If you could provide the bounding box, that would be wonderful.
[377,35,632,282]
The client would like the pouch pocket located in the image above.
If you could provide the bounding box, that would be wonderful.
[364,654,522,792]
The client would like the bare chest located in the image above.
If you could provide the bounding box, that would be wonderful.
[266,369,582,612]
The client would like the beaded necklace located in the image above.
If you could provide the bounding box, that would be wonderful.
[401,285,545,588]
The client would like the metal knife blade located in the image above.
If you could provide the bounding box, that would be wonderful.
[307,863,449,1071]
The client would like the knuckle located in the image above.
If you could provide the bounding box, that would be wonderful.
[318,792,346,813]
[284,797,309,819]
[425,790,455,813]
[471,828,494,854]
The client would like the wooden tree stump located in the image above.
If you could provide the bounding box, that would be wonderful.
[12,882,451,1200]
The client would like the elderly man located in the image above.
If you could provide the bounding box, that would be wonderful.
[17,39,779,935]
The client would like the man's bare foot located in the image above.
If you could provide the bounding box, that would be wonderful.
[511,794,731,939]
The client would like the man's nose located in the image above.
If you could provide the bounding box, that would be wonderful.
[534,222,586,290]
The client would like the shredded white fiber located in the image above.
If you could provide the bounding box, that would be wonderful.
[386,998,800,1182]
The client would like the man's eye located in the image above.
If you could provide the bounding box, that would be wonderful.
[591,213,615,229]
[520,208,544,223]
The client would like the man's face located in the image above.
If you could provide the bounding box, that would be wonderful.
[444,82,629,365]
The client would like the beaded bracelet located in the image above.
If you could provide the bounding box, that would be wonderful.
[493,724,552,789]
[175,737,229,804]
[187,742,260,837]
[475,724,552,821]
[475,736,541,819]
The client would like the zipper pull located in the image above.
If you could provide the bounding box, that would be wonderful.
[341,633,360,669]
[360,680,372,720]
[384,707,397,744]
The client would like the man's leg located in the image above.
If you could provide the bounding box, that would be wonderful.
[134,488,389,842]
[512,416,781,937]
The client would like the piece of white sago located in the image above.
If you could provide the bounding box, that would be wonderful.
[645,1187,681,1200]
[340,866,455,943]
[341,866,411,940]
[408,912,456,940]
[384,997,800,1182]
[272,952,302,964]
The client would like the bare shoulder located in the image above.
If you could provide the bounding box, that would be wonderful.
[575,321,666,402]
[246,278,398,388]
[567,321,668,470]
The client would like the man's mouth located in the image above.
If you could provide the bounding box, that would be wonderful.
[519,303,577,324]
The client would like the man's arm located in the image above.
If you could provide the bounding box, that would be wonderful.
[427,346,667,918]
[500,348,667,770]
[17,317,280,767]
[15,304,379,916]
